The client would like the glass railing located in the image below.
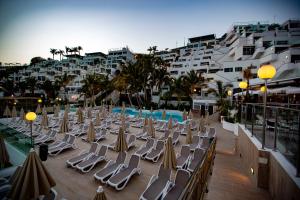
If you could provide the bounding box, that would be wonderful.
[241,103,300,176]
[0,122,31,155]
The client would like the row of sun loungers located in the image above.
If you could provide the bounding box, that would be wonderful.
[48,134,77,156]
[140,165,190,200]
[94,154,141,190]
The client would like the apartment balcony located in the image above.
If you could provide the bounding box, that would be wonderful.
[229,48,236,56]
[252,47,265,59]
[259,53,278,64]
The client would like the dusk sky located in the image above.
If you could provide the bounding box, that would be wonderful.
[0,0,299,64]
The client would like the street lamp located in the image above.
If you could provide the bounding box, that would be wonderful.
[239,81,248,122]
[25,112,37,148]
[227,89,233,106]
[37,99,42,103]
[258,64,276,149]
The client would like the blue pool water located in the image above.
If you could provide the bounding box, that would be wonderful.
[112,107,183,122]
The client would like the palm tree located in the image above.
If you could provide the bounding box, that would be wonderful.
[183,70,207,107]
[57,50,64,61]
[56,72,75,88]
[81,74,107,106]
[50,49,57,60]
[25,77,37,95]
[17,81,27,96]
[208,81,232,117]
[72,47,78,55]
[65,46,70,55]
[77,46,83,55]
[41,80,54,99]
[153,67,170,106]
[242,66,253,101]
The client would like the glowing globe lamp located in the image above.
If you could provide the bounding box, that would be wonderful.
[258,65,276,80]
[227,90,232,96]
[260,86,267,93]
[25,112,37,121]
[239,81,248,89]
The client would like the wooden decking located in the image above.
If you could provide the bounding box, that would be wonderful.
[42,119,271,200]
[204,122,271,200]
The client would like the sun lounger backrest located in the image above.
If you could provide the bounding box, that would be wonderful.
[128,135,136,144]
[146,138,155,148]
[156,140,164,151]
[158,165,171,180]
[116,152,126,164]
[175,169,190,186]
[97,145,107,156]
[89,143,98,153]
[194,148,205,161]
[128,155,139,169]
[192,135,199,145]
[181,145,190,157]
[62,134,70,142]
[172,131,179,139]
[201,138,210,149]
[208,127,215,137]
[67,135,76,144]
[50,130,57,137]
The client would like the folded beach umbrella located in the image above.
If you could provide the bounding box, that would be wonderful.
[36,104,41,115]
[162,109,166,120]
[77,107,84,124]
[115,127,128,152]
[95,111,101,126]
[186,124,192,144]
[11,106,17,118]
[87,107,92,119]
[199,116,206,133]
[3,105,11,118]
[148,118,155,138]
[41,108,49,129]
[87,120,96,143]
[182,109,187,121]
[59,111,69,133]
[143,117,149,127]
[188,109,193,119]
[54,105,60,118]
[167,117,173,129]
[19,107,25,120]
[8,149,56,200]
[93,186,107,200]
[0,137,9,168]
[121,114,126,130]
[162,137,177,169]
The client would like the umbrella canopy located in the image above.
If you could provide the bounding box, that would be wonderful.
[95,112,101,126]
[93,186,107,200]
[77,107,84,124]
[87,121,96,143]
[8,150,56,200]
[186,124,192,144]
[36,104,42,115]
[19,107,25,120]
[3,105,11,117]
[148,118,155,138]
[167,117,173,129]
[41,109,48,129]
[11,106,17,118]
[162,109,166,120]
[0,137,9,168]
[59,111,69,133]
[114,127,128,152]
[182,109,187,121]
[162,137,177,169]
[188,109,193,119]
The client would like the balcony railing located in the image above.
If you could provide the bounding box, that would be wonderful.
[241,103,300,176]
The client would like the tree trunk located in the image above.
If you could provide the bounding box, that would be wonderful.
[127,92,133,107]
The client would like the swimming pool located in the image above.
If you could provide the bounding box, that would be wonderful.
[112,107,184,122]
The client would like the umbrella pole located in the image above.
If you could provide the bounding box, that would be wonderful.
[30,121,34,148]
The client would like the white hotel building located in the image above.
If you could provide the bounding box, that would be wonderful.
[154,19,300,113]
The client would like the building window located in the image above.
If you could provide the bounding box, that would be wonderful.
[243,46,255,55]
[235,67,242,72]
[200,62,209,66]
[203,56,211,59]
[224,68,233,72]
[170,71,178,75]
[193,64,198,66]
[208,69,219,73]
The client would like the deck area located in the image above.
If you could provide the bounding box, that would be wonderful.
[40,118,271,199]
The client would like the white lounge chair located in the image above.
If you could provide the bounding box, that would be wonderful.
[66,143,98,168]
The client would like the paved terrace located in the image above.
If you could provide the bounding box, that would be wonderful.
[38,116,272,199]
